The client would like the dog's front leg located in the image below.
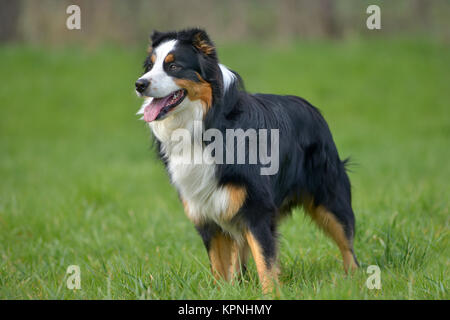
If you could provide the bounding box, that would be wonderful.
[245,221,280,296]
[207,231,235,281]
[196,223,238,282]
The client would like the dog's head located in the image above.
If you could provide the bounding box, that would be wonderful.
[136,28,227,122]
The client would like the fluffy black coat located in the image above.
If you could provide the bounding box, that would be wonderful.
[141,28,359,291]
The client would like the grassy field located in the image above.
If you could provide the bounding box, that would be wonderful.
[0,39,448,299]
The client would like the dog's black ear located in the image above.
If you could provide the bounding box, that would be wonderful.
[191,29,216,58]
[150,30,178,48]
[150,30,164,46]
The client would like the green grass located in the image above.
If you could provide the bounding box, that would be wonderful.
[0,39,448,299]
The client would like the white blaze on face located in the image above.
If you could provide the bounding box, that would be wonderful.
[139,40,180,98]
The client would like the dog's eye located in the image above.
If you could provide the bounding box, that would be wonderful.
[169,63,181,71]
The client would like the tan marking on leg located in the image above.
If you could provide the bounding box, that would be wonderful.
[223,185,246,221]
[245,231,279,296]
[229,240,249,283]
[209,233,234,281]
[304,200,358,273]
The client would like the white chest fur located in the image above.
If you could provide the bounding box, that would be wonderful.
[149,100,235,230]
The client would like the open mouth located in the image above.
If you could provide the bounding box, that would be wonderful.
[143,89,187,122]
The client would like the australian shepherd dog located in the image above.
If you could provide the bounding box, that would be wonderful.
[135,28,359,294]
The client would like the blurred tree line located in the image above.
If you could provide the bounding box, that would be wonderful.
[0,0,449,45]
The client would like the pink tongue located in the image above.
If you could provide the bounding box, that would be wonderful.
[143,95,172,122]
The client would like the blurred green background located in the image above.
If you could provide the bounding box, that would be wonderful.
[0,0,448,299]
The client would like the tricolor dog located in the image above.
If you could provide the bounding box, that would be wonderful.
[135,28,359,294]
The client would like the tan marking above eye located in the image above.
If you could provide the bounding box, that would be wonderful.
[164,54,174,63]
[151,54,156,64]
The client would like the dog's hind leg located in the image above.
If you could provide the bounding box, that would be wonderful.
[302,154,359,273]
[306,203,359,273]
[303,192,359,273]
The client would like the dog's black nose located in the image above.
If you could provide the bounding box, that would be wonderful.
[135,79,150,93]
